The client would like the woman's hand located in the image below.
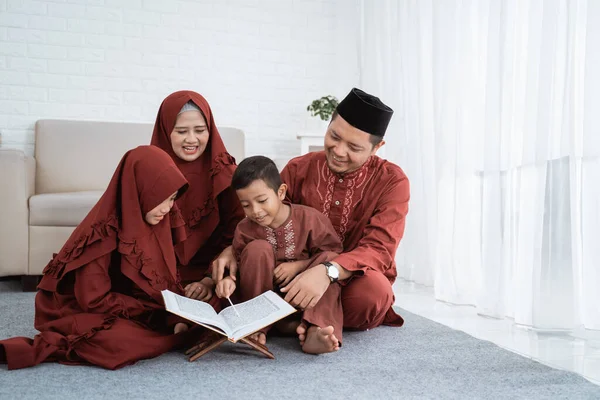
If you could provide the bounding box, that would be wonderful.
[184,277,214,301]
[211,246,238,283]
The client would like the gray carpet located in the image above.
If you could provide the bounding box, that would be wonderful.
[1,279,599,400]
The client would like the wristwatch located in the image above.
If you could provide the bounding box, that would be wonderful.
[324,261,339,283]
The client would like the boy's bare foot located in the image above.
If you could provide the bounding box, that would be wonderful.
[300,325,340,354]
[249,331,267,345]
[174,323,189,334]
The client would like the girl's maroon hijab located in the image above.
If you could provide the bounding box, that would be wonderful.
[150,91,237,266]
[38,145,189,302]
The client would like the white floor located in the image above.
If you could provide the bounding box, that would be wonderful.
[393,279,600,385]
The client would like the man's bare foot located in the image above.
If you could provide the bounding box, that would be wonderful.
[249,331,267,345]
[174,323,189,334]
[296,323,307,346]
[301,325,340,354]
[275,317,301,335]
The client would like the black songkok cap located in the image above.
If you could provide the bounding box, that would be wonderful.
[336,88,393,137]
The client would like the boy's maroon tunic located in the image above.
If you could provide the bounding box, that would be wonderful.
[151,90,244,283]
[280,151,410,329]
[0,146,195,370]
[233,204,344,340]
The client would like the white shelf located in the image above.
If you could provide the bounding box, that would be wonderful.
[297,132,325,154]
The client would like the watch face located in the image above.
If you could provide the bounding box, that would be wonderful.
[328,266,339,279]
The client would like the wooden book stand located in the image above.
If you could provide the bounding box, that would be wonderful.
[185,331,274,361]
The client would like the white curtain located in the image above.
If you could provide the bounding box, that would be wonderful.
[358,0,600,330]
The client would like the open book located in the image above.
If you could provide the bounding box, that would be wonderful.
[162,290,297,343]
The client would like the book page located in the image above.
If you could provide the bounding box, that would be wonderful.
[219,290,297,342]
[173,293,218,318]
[221,293,279,331]
[161,290,231,336]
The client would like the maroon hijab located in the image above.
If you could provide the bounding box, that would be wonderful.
[150,91,237,265]
[38,146,189,302]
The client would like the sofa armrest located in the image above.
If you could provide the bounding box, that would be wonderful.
[0,149,35,277]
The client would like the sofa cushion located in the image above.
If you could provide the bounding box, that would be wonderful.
[29,191,103,226]
[35,120,154,194]
[34,119,246,194]
[29,226,76,274]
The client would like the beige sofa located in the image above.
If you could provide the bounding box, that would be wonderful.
[0,119,245,289]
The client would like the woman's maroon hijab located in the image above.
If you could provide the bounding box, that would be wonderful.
[150,91,237,266]
[38,145,189,302]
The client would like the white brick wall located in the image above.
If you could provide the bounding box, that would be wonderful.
[0,0,360,160]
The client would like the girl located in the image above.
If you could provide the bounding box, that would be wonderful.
[0,146,194,370]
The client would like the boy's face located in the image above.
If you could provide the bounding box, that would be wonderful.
[236,179,287,228]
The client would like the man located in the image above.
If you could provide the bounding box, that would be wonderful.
[213,88,409,345]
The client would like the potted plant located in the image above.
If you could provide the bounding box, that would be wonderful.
[307,95,339,122]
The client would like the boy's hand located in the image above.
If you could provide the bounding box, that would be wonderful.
[274,261,303,287]
[184,277,214,302]
[215,276,237,299]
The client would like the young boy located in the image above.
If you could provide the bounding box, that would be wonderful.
[216,156,344,354]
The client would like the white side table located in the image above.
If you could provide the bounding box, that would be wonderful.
[297,132,325,155]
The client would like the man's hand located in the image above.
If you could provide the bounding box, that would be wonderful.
[184,277,214,301]
[215,276,237,299]
[274,261,305,287]
[211,245,237,283]
[280,264,330,310]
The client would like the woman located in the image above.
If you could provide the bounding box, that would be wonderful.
[151,91,244,300]
[0,146,193,370]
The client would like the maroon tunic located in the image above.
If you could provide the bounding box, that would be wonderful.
[151,90,244,283]
[232,204,342,264]
[0,146,195,370]
[233,204,344,340]
[280,151,410,329]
